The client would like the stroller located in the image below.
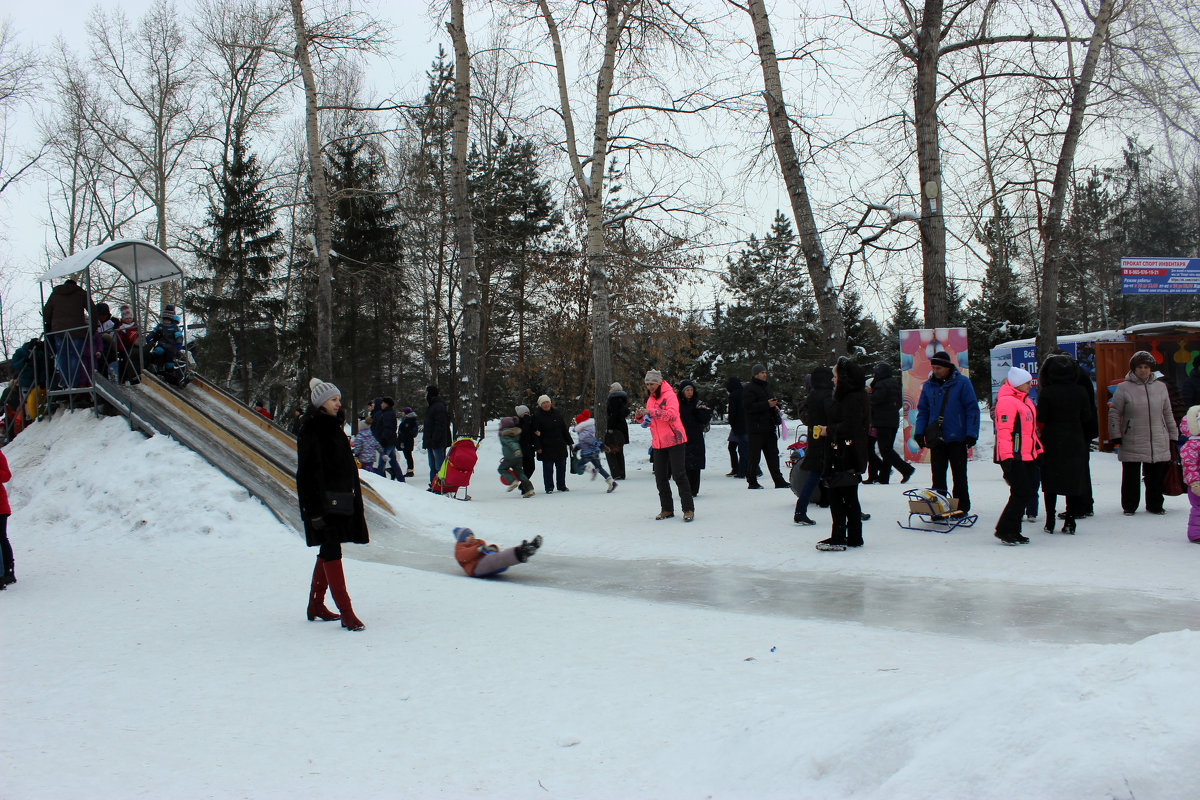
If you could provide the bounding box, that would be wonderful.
[431,436,480,500]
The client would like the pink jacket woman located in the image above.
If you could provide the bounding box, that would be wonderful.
[994,381,1043,462]
[643,380,688,450]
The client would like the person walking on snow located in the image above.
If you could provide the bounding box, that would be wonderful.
[914,351,980,514]
[423,385,453,486]
[677,380,712,496]
[515,404,537,481]
[993,367,1043,545]
[814,358,871,551]
[371,396,404,481]
[1108,350,1179,515]
[453,527,543,577]
[398,407,419,477]
[0,448,16,589]
[532,395,572,493]
[296,378,368,630]
[866,362,915,485]
[604,383,630,480]
[743,364,789,489]
[573,410,616,492]
[1036,354,1095,534]
[497,416,535,497]
[1178,405,1200,543]
[637,369,694,521]
[724,376,749,478]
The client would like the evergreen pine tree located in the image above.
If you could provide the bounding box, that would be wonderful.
[698,211,821,412]
[965,201,1036,401]
[325,126,407,421]
[881,289,923,367]
[189,142,283,402]
[840,289,884,364]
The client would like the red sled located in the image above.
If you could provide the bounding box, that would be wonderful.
[431,437,480,500]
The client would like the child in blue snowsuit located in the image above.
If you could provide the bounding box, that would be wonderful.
[573,411,616,492]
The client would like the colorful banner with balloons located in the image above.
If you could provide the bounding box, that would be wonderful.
[899,327,970,463]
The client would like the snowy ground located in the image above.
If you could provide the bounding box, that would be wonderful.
[3,411,1199,799]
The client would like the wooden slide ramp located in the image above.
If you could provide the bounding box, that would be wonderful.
[91,372,394,531]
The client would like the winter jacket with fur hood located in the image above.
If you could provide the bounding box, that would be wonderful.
[1108,371,1179,463]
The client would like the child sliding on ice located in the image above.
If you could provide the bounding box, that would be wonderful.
[1180,405,1200,543]
[573,410,617,492]
[497,416,535,497]
[453,527,543,577]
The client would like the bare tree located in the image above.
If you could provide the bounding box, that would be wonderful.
[530,0,728,428]
[83,0,209,252]
[1036,0,1123,361]
[447,0,481,437]
[0,18,42,200]
[741,0,847,360]
[286,0,386,381]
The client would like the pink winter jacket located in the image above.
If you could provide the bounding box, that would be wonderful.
[1179,417,1200,486]
[644,380,688,450]
[994,381,1043,462]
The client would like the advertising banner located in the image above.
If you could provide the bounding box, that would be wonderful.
[1121,257,1200,295]
[899,328,969,463]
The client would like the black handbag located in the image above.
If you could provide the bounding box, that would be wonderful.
[324,490,355,516]
[923,388,951,448]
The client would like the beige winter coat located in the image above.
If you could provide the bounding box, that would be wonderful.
[1108,371,1179,463]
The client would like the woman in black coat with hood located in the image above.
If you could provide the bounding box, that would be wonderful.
[793,367,833,525]
[725,376,749,478]
[816,358,871,550]
[296,378,369,631]
[1036,354,1096,534]
[677,380,712,495]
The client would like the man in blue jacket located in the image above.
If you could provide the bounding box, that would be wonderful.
[914,351,980,513]
[371,396,404,481]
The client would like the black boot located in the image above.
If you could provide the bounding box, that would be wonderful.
[516,535,543,562]
[1061,517,1076,535]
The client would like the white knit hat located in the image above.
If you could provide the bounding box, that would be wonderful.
[309,377,341,408]
[1007,366,1033,387]
[537,394,551,406]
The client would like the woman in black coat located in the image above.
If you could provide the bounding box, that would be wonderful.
[677,380,713,496]
[793,367,833,525]
[816,358,871,550]
[532,394,572,493]
[605,383,630,480]
[1036,354,1095,534]
[296,378,369,631]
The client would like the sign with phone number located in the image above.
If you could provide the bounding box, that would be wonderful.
[1121,257,1200,295]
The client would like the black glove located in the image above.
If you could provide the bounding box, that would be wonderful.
[914,434,927,449]
[1110,437,1122,447]
[999,459,1014,481]
[965,437,977,448]
[309,515,326,531]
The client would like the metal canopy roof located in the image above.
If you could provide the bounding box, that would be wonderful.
[37,239,185,287]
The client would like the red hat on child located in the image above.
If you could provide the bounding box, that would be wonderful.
[575,410,591,425]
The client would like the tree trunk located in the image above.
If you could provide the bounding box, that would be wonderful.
[914,0,948,328]
[1037,0,1118,362]
[745,0,847,361]
[538,0,619,433]
[448,0,481,438]
[288,0,333,379]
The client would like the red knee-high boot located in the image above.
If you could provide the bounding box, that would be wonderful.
[322,557,365,631]
[307,557,341,622]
